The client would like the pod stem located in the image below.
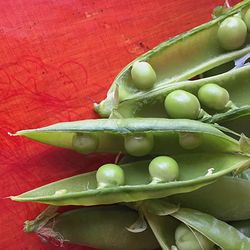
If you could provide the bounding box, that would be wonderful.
[24,206,59,233]
[226,100,238,110]
[198,109,211,120]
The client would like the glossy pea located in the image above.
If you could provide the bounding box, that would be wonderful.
[72,133,99,154]
[217,16,247,50]
[96,164,125,188]
[149,156,179,183]
[175,223,214,250]
[131,61,156,90]
[124,133,154,157]
[198,83,230,111]
[164,90,201,119]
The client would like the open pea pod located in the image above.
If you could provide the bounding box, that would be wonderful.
[171,208,250,250]
[94,0,250,117]
[169,174,250,221]
[142,200,250,250]
[11,153,250,206]
[15,118,241,155]
[113,64,250,121]
[24,205,159,250]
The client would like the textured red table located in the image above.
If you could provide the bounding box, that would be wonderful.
[0,0,239,249]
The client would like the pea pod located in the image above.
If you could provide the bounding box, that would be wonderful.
[113,64,250,121]
[230,219,250,238]
[169,175,250,221]
[94,0,250,117]
[15,118,241,154]
[10,153,250,206]
[171,208,250,250]
[24,205,159,250]
[142,201,250,250]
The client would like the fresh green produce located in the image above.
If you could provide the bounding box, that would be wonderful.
[14,118,241,155]
[94,0,250,118]
[11,1,250,249]
[11,153,250,206]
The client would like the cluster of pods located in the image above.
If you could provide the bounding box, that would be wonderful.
[11,1,250,250]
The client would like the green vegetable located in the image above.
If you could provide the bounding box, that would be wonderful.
[124,133,154,156]
[149,156,179,183]
[113,64,250,131]
[72,133,99,154]
[178,133,202,150]
[175,223,214,250]
[15,118,242,155]
[217,16,247,50]
[24,205,159,250]
[244,8,250,31]
[131,61,156,90]
[164,90,201,119]
[169,174,250,221]
[94,0,250,117]
[11,153,250,206]
[142,201,250,250]
[96,164,125,188]
[198,83,230,111]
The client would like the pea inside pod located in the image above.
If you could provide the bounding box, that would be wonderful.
[94,1,250,117]
[217,16,247,50]
[10,153,250,206]
[15,118,242,155]
[175,223,214,250]
[142,200,250,250]
[114,64,250,129]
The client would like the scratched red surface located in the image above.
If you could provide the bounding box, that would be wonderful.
[0,0,240,249]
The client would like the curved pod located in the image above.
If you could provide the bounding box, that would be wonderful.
[11,153,250,206]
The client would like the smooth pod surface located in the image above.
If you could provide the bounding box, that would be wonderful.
[15,118,241,154]
[171,208,250,250]
[11,153,250,206]
[142,201,250,250]
[95,0,250,117]
[169,175,250,221]
[24,205,159,250]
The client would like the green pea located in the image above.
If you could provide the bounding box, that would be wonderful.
[96,163,125,188]
[244,9,250,31]
[124,133,154,156]
[149,156,179,183]
[175,223,214,250]
[198,83,230,111]
[179,133,201,150]
[72,133,99,154]
[164,90,201,119]
[131,61,156,90]
[217,16,247,50]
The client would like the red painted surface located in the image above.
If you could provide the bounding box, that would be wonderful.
[0,0,240,249]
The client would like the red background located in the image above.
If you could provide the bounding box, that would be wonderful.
[0,0,239,249]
